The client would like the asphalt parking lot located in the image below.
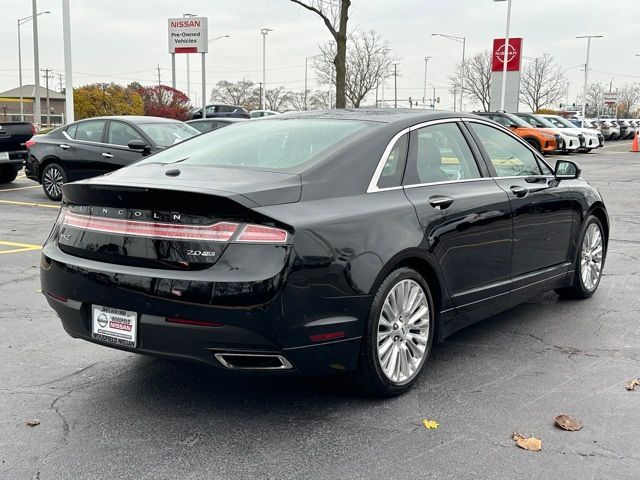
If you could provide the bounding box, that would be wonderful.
[1,143,639,480]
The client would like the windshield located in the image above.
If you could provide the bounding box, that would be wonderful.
[519,114,557,129]
[138,122,200,147]
[545,116,575,129]
[135,118,376,172]
[504,114,530,128]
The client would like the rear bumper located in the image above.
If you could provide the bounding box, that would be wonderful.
[0,149,27,169]
[41,243,368,375]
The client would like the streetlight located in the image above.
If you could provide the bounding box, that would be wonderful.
[261,28,273,110]
[423,56,432,107]
[304,54,322,110]
[431,33,466,112]
[17,9,50,122]
[576,35,603,127]
[494,0,512,111]
[182,13,197,101]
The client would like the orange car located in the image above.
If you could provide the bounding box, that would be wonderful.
[477,112,559,154]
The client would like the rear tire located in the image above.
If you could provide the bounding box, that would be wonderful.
[356,267,435,397]
[0,169,18,184]
[525,138,541,152]
[556,215,605,299]
[41,163,66,201]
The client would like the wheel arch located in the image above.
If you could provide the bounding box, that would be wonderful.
[586,202,609,245]
[369,252,451,340]
[522,136,541,150]
[38,156,64,182]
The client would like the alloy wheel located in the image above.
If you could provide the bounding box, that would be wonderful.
[377,279,430,384]
[580,223,604,291]
[43,167,63,199]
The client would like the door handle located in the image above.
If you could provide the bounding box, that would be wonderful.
[510,185,528,197]
[428,195,454,210]
[59,144,70,150]
[101,152,113,159]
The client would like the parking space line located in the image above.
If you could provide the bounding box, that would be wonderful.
[0,199,59,209]
[0,185,40,192]
[0,240,42,255]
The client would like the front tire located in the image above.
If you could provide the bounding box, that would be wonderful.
[525,138,541,152]
[41,163,66,201]
[356,268,435,397]
[556,215,605,299]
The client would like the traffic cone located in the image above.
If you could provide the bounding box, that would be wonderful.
[632,131,639,152]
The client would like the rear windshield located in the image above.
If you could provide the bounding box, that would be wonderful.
[135,118,376,172]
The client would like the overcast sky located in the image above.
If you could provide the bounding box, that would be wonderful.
[1,0,639,110]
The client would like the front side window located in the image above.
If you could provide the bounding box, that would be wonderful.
[470,122,542,177]
[107,121,143,146]
[73,121,106,142]
[404,123,481,185]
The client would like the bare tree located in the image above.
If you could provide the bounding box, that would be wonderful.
[289,0,351,108]
[449,51,492,111]
[307,89,331,109]
[519,54,566,111]
[285,91,309,111]
[615,83,640,117]
[314,30,394,108]
[263,86,291,112]
[585,83,605,116]
[210,80,256,107]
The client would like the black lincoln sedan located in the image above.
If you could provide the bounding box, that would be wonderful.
[41,110,608,397]
[25,116,199,200]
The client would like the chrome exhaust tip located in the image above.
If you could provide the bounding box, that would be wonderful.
[214,352,293,370]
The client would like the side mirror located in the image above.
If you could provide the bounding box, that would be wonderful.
[510,123,520,129]
[128,140,149,151]
[555,159,581,180]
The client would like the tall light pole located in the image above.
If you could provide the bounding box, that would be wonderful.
[261,28,273,110]
[182,13,197,101]
[423,56,432,107]
[432,33,466,112]
[204,35,230,110]
[577,35,603,126]
[304,54,322,110]
[17,10,50,121]
[62,0,73,124]
[31,0,43,126]
[494,0,512,111]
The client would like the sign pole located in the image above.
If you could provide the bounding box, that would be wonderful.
[499,0,512,111]
[171,53,176,89]
[201,53,206,119]
[62,0,74,123]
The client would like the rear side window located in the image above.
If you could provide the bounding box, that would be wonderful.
[135,119,377,172]
[74,121,105,142]
[404,123,481,185]
[470,122,542,177]
[377,134,408,189]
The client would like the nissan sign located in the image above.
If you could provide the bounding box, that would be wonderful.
[168,17,208,54]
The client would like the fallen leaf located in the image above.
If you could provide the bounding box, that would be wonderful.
[512,432,542,451]
[422,419,439,429]
[554,414,582,431]
[26,419,40,427]
[626,378,640,391]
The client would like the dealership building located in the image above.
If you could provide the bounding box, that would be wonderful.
[0,84,66,125]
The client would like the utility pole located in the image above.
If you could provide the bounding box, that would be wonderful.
[304,57,308,110]
[423,56,432,107]
[576,35,603,127]
[155,64,162,86]
[41,68,53,125]
[261,28,273,110]
[393,63,398,108]
[32,0,41,126]
[62,0,74,123]
[57,73,63,92]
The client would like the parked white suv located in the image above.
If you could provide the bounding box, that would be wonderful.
[541,115,603,150]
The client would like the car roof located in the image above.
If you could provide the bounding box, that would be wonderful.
[187,117,247,123]
[275,108,486,129]
[74,116,181,124]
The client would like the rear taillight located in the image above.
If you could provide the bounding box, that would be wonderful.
[25,138,36,149]
[61,212,239,242]
[235,224,289,243]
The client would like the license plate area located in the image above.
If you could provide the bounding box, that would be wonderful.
[92,305,138,348]
[0,152,9,162]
